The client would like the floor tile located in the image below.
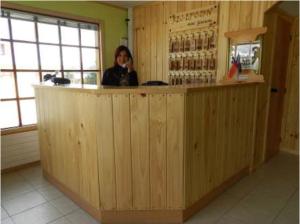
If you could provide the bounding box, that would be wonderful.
[11,202,63,224]
[65,209,99,224]
[2,191,47,216]
[185,193,239,224]
[1,207,9,220]
[1,180,35,202]
[49,217,72,224]
[272,190,299,224]
[26,175,52,189]
[224,174,261,199]
[49,196,78,215]
[37,185,64,201]
[216,215,247,224]
[1,217,14,224]
[224,194,284,224]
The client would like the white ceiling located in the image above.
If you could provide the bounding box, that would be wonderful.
[99,1,149,9]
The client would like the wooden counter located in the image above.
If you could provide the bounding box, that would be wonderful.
[34,82,259,224]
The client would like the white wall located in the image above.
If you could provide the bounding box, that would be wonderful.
[1,131,40,169]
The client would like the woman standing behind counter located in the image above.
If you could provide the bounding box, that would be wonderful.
[101,45,139,86]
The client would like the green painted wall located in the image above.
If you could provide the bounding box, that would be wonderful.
[7,1,128,70]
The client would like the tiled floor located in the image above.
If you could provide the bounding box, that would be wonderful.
[1,151,298,224]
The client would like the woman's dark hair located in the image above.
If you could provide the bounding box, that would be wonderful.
[114,45,133,66]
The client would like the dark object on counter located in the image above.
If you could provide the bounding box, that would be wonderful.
[141,80,168,86]
[102,65,138,86]
[44,74,71,85]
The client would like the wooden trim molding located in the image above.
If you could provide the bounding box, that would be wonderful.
[1,125,37,136]
[225,27,268,43]
[1,160,40,173]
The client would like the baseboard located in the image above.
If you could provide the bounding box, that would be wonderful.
[1,160,40,174]
[43,170,102,221]
[43,167,249,224]
[183,166,249,221]
[280,148,299,156]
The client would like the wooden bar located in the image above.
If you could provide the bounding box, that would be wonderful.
[34,82,260,224]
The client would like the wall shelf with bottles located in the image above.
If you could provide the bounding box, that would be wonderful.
[168,4,219,85]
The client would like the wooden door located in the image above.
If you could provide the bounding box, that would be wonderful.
[265,15,292,160]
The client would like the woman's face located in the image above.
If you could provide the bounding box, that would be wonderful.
[116,51,129,66]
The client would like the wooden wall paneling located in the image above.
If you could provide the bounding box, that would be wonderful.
[194,91,207,199]
[253,11,277,168]
[249,86,259,170]
[50,91,63,183]
[59,91,80,196]
[228,1,241,31]
[239,1,253,30]
[130,93,150,209]
[280,18,299,153]
[215,88,226,185]
[77,93,100,209]
[149,94,167,209]
[162,3,167,82]
[217,1,230,83]
[35,89,48,171]
[177,1,186,13]
[166,93,184,208]
[251,1,269,28]
[184,93,192,207]
[240,87,249,169]
[207,89,218,190]
[150,4,158,81]
[96,94,116,209]
[112,94,133,209]
[163,2,178,82]
[156,3,164,81]
[224,87,234,179]
[144,6,152,82]
[133,7,140,79]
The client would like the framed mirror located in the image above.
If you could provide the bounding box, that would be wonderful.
[228,38,262,75]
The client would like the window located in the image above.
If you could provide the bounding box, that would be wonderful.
[0,8,101,129]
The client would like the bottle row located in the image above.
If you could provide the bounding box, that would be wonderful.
[169,30,216,53]
[168,71,216,85]
[169,54,216,71]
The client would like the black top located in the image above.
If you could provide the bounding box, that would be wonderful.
[101,65,138,86]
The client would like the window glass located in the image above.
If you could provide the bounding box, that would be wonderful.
[20,99,37,125]
[40,44,61,70]
[0,101,19,128]
[61,26,79,45]
[14,43,38,69]
[82,48,99,70]
[0,72,16,99]
[0,41,13,69]
[1,8,101,129]
[62,46,80,70]
[81,29,98,47]
[64,71,81,84]
[83,72,98,84]
[38,23,59,44]
[0,17,10,39]
[17,72,40,97]
[11,19,36,41]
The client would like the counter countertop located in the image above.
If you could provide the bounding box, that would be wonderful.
[33,80,262,94]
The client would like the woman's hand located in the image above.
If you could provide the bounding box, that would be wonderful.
[126,59,134,73]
